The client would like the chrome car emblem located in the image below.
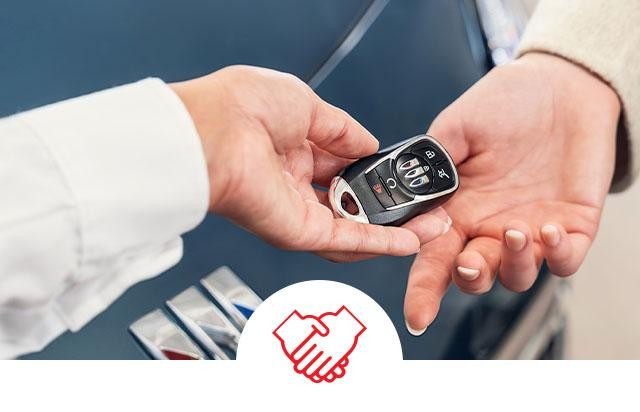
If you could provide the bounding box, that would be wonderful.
[129,266,262,359]
[200,266,262,330]
[166,287,241,360]
[129,309,205,360]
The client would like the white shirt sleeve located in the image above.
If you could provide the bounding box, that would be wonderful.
[0,78,209,359]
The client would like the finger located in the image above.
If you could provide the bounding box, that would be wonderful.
[294,345,320,373]
[540,223,592,276]
[283,143,314,183]
[426,106,470,165]
[307,316,329,336]
[283,171,319,203]
[298,184,319,203]
[325,217,421,255]
[323,372,337,383]
[274,180,420,255]
[301,352,330,378]
[307,354,333,379]
[308,98,379,158]
[333,361,347,377]
[318,356,343,378]
[315,250,378,263]
[321,358,347,382]
[404,229,465,335]
[315,189,329,207]
[315,207,451,262]
[401,207,452,245]
[310,143,355,187]
[291,338,316,363]
[298,202,421,255]
[453,236,501,294]
[498,220,539,292]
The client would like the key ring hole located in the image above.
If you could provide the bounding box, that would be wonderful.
[340,192,360,216]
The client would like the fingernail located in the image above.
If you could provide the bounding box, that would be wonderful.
[405,319,427,336]
[541,224,560,247]
[429,207,449,221]
[429,207,452,235]
[505,229,526,252]
[457,266,480,281]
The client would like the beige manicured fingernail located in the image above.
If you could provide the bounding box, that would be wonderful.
[457,266,480,281]
[505,229,526,252]
[541,224,560,247]
[405,319,427,336]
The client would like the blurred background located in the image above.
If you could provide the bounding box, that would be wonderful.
[567,182,640,359]
[0,0,637,359]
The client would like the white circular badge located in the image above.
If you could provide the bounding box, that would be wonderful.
[237,280,402,385]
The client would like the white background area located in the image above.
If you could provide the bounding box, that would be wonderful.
[1,361,637,411]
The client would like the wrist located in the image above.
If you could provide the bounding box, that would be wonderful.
[169,73,237,214]
[273,311,305,343]
[518,52,621,122]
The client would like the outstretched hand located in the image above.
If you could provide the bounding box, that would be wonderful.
[171,66,448,257]
[404,53,621,334]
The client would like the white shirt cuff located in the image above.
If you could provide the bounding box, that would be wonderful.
[0,79,208,358]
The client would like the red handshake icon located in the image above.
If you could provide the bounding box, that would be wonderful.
[273,306,366,383]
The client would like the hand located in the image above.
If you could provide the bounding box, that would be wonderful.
[273,309,349,383]
[404,53,621,334]
[171,66,448,257]
[273,310,328,356]
[290,306,365,382]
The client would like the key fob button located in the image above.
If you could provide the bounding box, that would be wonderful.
[395,155,432,194]
[411,143,446,165]
[375,160,415,205]
[365,170,394,208]
[409,175,429,188]
[431,163,456,192]
[398,157,420,171]
[404,167,425,179]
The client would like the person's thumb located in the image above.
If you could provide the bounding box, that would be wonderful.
[306,316,329,336]
[307,97,379,159]
[426,105,470,166]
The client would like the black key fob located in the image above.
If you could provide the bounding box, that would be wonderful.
[329,134,458,226]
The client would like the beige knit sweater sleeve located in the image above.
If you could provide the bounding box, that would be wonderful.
[517,0,640,191]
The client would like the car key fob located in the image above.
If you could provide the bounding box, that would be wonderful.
[328,134,458,226]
